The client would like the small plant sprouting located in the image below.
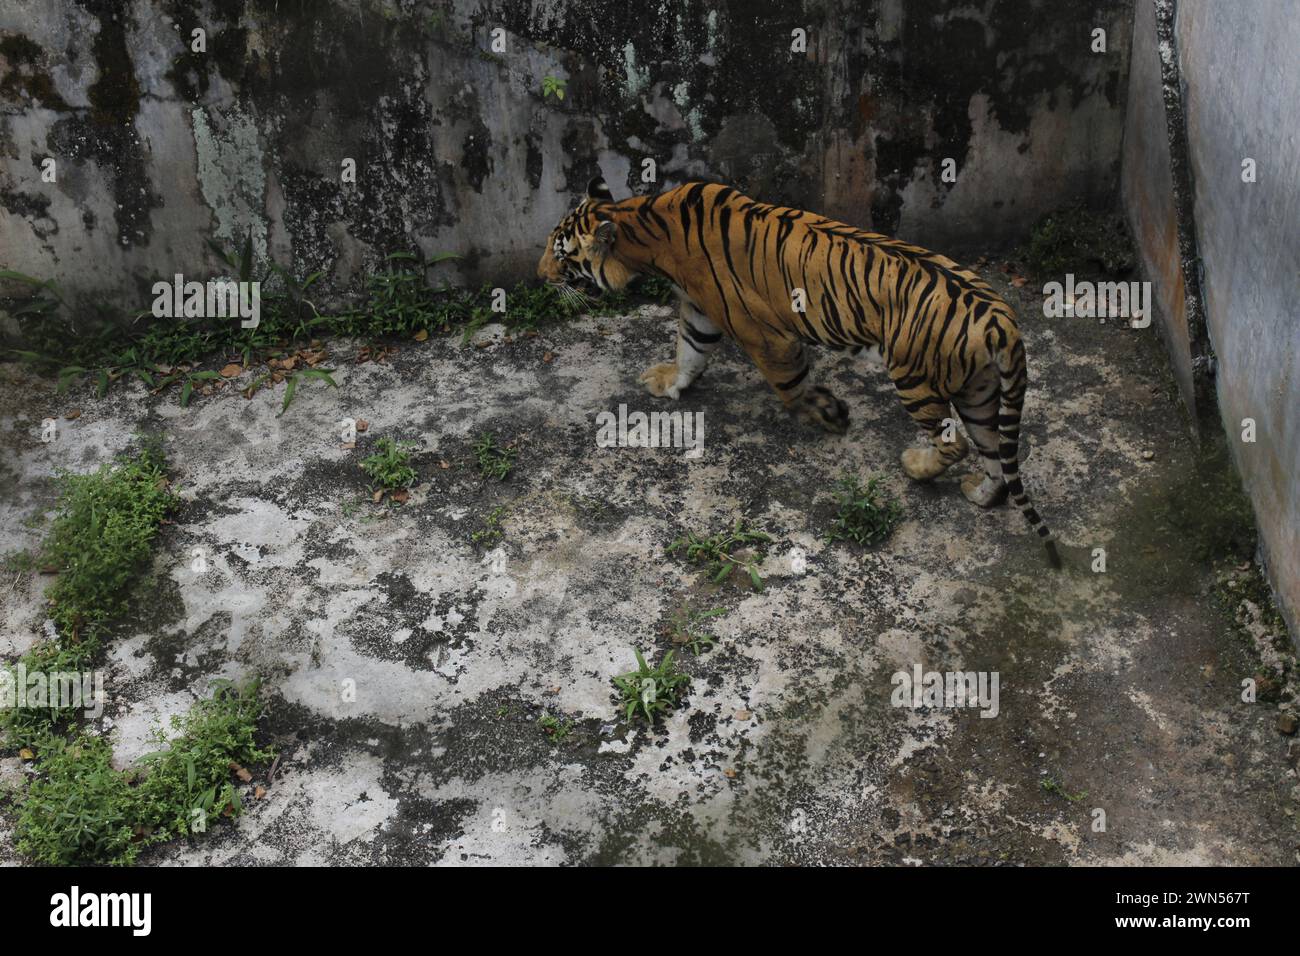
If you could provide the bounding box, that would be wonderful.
[471,506,507,547]
[667,519,772,591]
[473,431,515,480]
[538,712,572,744]
[1040,776,1088,804]
[542,75,566,101]
[824,475,903,547]
[666,605,727,656]
[360,437,417,491]
[612,649,690,723]
[278,367,338,415]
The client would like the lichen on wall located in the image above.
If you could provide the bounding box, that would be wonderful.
[191,103,267,261]
[0,0,1133,313]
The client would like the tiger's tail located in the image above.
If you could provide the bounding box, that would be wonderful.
[994,333,1061,569]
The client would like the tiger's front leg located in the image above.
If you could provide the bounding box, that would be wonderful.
[741,331,849,434]
[640,300,722,399]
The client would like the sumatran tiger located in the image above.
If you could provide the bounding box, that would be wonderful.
[537,177,1060,567]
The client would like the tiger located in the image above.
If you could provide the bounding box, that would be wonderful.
[537,177,1060,567]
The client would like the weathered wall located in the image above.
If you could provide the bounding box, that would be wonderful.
[1120,0,1192,412]
[0,0,1132,314]
[1178,1,1300,635]
[1122,0,1300,636]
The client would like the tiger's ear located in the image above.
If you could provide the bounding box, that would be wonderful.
[593,219,617,246]
[587,177,614,202]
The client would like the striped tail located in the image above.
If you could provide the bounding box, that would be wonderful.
[994,336,1061,568]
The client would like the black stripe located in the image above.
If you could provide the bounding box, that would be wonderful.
[776,365,810,391]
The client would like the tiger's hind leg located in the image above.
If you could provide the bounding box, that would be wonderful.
[953,366,1008,507]
[892,378,969,481]
[640,299,722,399]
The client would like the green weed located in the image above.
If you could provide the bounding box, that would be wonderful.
[668,519,772,591]
[824,475,903,547]
[666,605,726,655]
[542,75,566,101]
[473,432,515,480]
[471,506,507,547]
[360,437,418,491]
[1040,776,1088,804]
[612,649,690,723]
[14,681,270,866]
[538,712,572,743]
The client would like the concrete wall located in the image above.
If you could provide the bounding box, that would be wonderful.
[1122,0,1300,635]
[0,0,1131,316]
[1179,1,1300,634]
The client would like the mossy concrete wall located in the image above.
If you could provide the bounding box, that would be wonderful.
[1,0,1132,314]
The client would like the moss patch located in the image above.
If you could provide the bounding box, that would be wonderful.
[1018,203,1137,277]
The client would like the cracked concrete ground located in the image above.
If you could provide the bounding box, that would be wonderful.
[1,268,1297,866]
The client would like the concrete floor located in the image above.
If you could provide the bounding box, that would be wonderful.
[1,267,1297,865]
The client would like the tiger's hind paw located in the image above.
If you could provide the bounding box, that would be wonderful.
[639,363,681,399]
[961,472,1008,507]
[901,447,951,481]
[795,386,849,434]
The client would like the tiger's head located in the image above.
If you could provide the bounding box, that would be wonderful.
[537,177,634,305]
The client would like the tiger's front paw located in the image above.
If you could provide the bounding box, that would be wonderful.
[795,386,849,434]
[639,363,681,399]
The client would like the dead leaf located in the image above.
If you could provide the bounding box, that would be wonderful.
[413,329,429,342]
[734,709,752,721]
[340,441,356,450]
[372,489,384,503]
[220,363,243,378]
[723,768,737,779]
[64,409,81,420]
[254,785,267,800]
[229,762,253,783]
[356,419,369,432]
[1010,275,1027,288]
[542,351,554,363]
[438,460,450,469]
[391,489,409,504]
[18,748,34,761]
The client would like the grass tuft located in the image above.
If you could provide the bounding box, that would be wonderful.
[14,681,271,866]
[612,649,690,723]
[823,475,903,547]
[667,519,772,591]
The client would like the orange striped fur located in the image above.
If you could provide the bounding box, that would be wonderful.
[538,178,1059,566]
